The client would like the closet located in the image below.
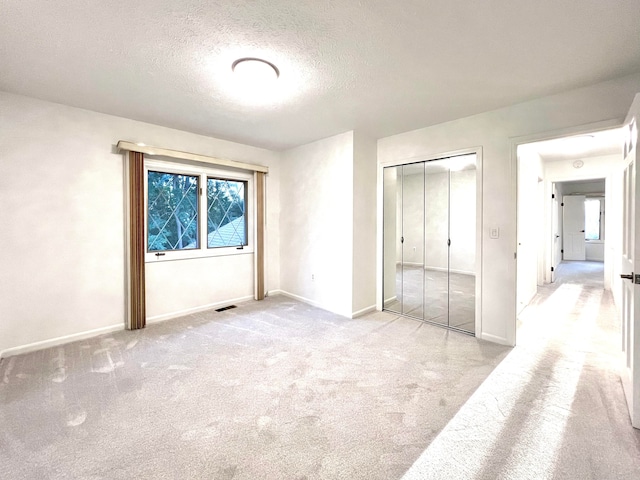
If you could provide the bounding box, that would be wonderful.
[382,154,477,334]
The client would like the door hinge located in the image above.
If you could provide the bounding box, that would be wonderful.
[199,187,203,195]
[552,194,555,199]
[561,202,564,207]
[447,239,451,247]
[561,249,563,253]
[636,274,640,285]
[551,266,554,272]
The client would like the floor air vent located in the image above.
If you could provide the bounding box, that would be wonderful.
[215,305,237,312]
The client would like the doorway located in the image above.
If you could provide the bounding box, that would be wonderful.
[382,154,477,334]
[516,128,624,317]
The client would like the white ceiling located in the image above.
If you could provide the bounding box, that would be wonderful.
[519,128,624,162]
[1,1,639,150]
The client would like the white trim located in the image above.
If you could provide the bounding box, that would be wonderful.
[146,295,255,324]
[479,332,512,346]
[0,324,125,359]
[423,265,476,276]
[117,141,269,173]
[144,159,255,263]
[400,261,422,267]
[352,305,377,318]
[271,290,325,309]
[268,290,350,317]
[379,146,483,168]
[384,295,397,305]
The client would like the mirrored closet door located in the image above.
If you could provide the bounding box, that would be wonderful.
[383,154,477,334]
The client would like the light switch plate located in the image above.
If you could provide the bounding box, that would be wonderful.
[490,227,500,239]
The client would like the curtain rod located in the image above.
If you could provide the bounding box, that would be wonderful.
[117,141,269,173]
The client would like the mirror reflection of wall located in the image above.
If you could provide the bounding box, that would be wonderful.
[382,154,476,334]
[383,167,399,311]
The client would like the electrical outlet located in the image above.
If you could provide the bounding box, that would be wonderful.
[311,274,315,281]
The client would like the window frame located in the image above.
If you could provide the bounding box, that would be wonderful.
[144,158,254,262]
[147,169,201,253]
[206,176,249,250]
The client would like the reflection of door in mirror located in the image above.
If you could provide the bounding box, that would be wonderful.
[382,154,476,335]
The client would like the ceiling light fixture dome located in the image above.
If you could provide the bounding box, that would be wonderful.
[232,57,280,81]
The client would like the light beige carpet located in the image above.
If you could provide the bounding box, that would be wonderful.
[403,267,640,479]
[0,296,508,479]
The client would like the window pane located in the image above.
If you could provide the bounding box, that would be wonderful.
[584,199,600,240]
[147,171,199,251]
[207,178,246,248]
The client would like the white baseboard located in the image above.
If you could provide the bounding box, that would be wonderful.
[384,295,397,304]
[425,266,475,276]
[394,263,475,276]
[352,305,377,318]
[272,291,377,319]
[268,290,351,318]
[272,290,324,309]
[402,261,423,267]
[146,295,255,324]
[0,323,125,359]
[480,332,513,347]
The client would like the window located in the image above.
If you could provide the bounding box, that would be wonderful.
[207,178,247,248]
[147,171,199,251]
[584,198,603,241]
[145,160,252,260]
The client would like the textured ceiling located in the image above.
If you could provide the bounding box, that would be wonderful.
[521,128,624,162]
[1,1,640,150]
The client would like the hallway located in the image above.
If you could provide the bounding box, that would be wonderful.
[402,261,640,479]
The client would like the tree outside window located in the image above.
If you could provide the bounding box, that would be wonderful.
[584,198,602,241]
[147,171,199,251]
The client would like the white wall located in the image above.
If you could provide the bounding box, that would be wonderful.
[401,171,427,265]
[279,132,355,317]
[562,180,605,195]
[378,72,640,345]
[423,171,448,269]
[382,168,398,302]
[352,132,378,314]
[395,167,475,273]
[449,168,476,274]
[517,150,543,313]
[0,92,280,356]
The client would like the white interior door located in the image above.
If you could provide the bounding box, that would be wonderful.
[620,93,640,429]
[563,195,586,260]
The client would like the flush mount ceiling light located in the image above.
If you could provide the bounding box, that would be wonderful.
[232,57,279,82]
[561,134,595,153]
[229,57,280,105]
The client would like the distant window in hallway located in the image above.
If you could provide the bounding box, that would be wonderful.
[585,198,603,241]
